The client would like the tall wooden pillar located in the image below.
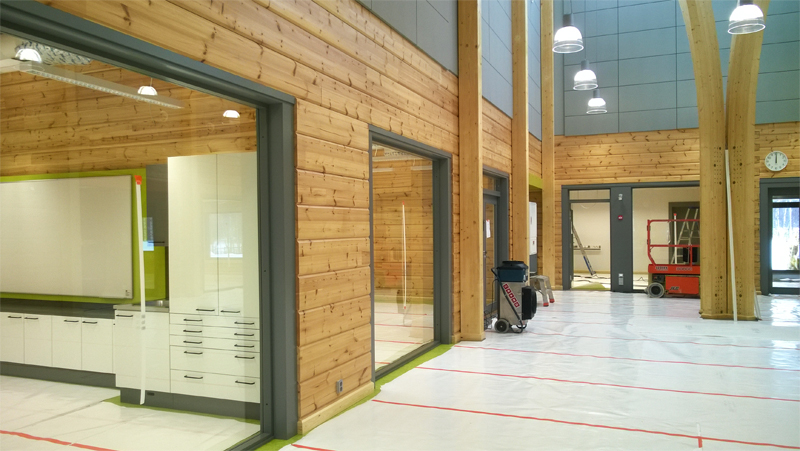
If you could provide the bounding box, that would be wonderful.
[726,0,770,320]
[458,0,485,341]
[511,0,530,263]
[540,0,556,283]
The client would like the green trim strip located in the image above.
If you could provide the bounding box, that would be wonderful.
[254,344,454,451]
[529,173,543,189]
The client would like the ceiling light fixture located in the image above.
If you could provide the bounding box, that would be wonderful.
[137,86,157,96]
[553,14,584,53]
[574,60,598,90]
[728,0,765,34]
[15,48,42,63]
[0,60,184,109]
[587,89,607,114]
[223,110,240,119]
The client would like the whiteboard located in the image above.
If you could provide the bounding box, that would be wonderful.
[0,176,133,299]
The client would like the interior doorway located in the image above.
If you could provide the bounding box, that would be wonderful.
[482,172,508,330]
[760,179,800,295]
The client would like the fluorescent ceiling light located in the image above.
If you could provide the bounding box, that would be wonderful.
[223,110,240,118]
[574,60,598,91]
[587,89,607,114]
[553,14,583,53]
[1,60,184,109]
[137,85,158,96]
[728,0,765,34]
[15,48,41,63]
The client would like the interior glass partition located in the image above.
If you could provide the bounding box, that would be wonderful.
[569,190,610,290]
[0,33,262,450]
[769,189,800,294]
[371,144,434,371]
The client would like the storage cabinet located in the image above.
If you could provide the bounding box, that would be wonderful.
[52,316,82,370]
[23,315,52,367]
[81,318,113,373]
[113,311,170,392]
[0,313,25,363]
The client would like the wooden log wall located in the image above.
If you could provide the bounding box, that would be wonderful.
[530,134,543,179]
[0,62,254,175]
[552,123,799,290]
[482,99,514,255]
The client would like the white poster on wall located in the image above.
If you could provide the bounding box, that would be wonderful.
[529,201,537,255]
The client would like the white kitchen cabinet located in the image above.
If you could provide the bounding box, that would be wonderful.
[0,313,25,363]
[170,370,259,403]
[113,311,170,392]
[23,315,52,367]
[52,316,82,370]
[81,318,113,373]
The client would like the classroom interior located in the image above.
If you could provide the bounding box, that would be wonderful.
[0,0,798,450]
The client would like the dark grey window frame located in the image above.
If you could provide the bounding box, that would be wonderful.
[561,181,700,291]
[368,126,453,380]
[0,0,297,446]
[759,177,800,296]
[482,167,511,266]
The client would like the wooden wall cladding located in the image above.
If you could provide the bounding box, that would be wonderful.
[551,123,799,289]
[0,62,254,175]
[296,100,372,418]
[530,135,543,179]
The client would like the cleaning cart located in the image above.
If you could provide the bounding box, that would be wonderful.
[491,261,536,333]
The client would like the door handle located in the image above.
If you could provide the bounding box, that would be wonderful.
[82,321,98,324]
[235,355,255,360]
[195,309,215,312]
[116,314,134,318]
[183,340,202,344]
[220,310,240,314]
[65,319,80,323]
[234,344,255,348]
[183,329,202,333]
[234,321,254,325]
[24,317,38,320]
[183,319,202,322]
[183,375,203,380]
[235,380,255,385]
[8,315,22,319]
[184,351,203,355]
[234,333,254,337]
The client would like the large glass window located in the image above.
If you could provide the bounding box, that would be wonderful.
[0,34,261,449]
[569,190,610,290]
[770,191,799,293]
[371,144,434,371]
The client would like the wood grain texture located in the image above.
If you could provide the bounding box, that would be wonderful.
[530,134,543,179]
[458,0,485,341]
[511,0,530,262]
[679,0,728,317]
[540,0,556,282]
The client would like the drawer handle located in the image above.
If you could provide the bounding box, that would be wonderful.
[183,340,202,344]
[64,319,80,323]
[82,321,98,324]
[234,321,255,325]
[184,351,203,355]
[183,375,203,380]
[235,355,255,360]
[8,315,22,319]
[195,309,215,312]
[24,317,38,320]
[183,329,202,333]
[234,333,254,337]
[235,380,255,385]
[221,310,240,313]
[234,344,255,348]
[117,314,134,318]
[183,319,203,322]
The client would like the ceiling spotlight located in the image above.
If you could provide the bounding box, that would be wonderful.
[553,14,584,53]
[137,85,157,96]
[728,0,765,34]
[574,60,598,91]
[223,110,240,119]
[15,48,42,63]
[587,89,607,114]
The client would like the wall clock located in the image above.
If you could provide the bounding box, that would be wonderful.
[765,150,788,172]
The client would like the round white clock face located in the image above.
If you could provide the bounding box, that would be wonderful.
[765,151,788,172]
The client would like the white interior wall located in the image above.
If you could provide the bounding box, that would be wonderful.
[572,202,610,273]
[632,186,699,274]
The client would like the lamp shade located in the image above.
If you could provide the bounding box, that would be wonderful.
[15,48,42,63]
[137,86,158,96]
[223,110,240,119]
[728,0,765,34]
[553,14,584,53]
[587,89,607,114]
[574,60,598,90]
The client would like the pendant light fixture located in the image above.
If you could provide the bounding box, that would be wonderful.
[587,89,607,114]
[728,0,765,34]
[15,48,42,63]
[223,110,240,119]
[553,13,584,53]
[574,60,598,90]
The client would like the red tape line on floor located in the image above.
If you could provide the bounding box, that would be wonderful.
[526,330,800,351]
[292,444,337,451]
[371,400,800,449]
[0,430,117,451]
[416,366,800,402]
[455,345,800,372]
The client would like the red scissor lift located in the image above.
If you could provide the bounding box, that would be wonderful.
[646,218,700,298]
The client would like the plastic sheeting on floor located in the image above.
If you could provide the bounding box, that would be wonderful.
[284,292,800,451]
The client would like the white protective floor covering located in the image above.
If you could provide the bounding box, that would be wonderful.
[0,376,258,451]
[284,291,800,451]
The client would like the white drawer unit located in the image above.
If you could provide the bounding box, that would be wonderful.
[0,313,25,363]
[113,311,171,392]
[81,318,113,373]
[169,324,258,341]
[170,370,259,403]
[170,314,259,330]
[170,346,259,378]
[52,316,82,370]
[169,335,260,353]
[23,315,52,367]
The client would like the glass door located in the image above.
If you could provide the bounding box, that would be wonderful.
[484,196,498,329]
[769,188,800,294]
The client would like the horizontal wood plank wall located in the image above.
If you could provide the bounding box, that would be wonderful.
[34,0,462,422]
[552,123,799,289]
[482,99,514,254]
[530,134,543,179]
[0,66,254,175]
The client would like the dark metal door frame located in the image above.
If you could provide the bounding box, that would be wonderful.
[759,178,800,295]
